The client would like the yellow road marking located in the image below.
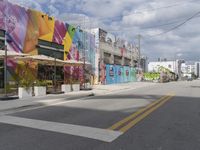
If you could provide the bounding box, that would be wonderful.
[108,94,172,130]
[119,94,175,133]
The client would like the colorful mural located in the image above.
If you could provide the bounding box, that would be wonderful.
[0,1,95,84]
[99,28,135,55]
[105,64,136,84]
[92,28,137,84]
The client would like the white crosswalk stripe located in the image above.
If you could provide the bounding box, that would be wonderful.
[0,115,122,142]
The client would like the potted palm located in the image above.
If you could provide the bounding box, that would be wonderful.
[34,80,47,96]
[18,78,34,99]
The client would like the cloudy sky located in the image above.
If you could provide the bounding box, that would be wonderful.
[8,0,200,61]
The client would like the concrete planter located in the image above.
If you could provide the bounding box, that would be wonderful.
[61,84,71,93]
[18,87,33,99]
[72,84,80,91]
[86,83,92,89]
[34,86,46,96]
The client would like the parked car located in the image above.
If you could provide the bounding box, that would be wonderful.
[187,77,193,81]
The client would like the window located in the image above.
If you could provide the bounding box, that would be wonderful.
[37,39,64,60]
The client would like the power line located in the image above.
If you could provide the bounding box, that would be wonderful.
[67,0,198,25]
[107,20,182,32]
[131,0,197,13]
[104,14,200,33]
[97,2,184,19]
[147,10,200,38]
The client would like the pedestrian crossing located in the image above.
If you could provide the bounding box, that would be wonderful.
[0,115,122,142]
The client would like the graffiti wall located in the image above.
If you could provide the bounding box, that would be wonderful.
[92,28,137,84]
[99,28,135,56]
[105,64,136,84]
[0,1,95,83]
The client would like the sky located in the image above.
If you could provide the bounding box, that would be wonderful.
[8,0,200,61]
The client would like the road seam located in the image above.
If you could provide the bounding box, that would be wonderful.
[108,93,175,133]
[119,94,175,133]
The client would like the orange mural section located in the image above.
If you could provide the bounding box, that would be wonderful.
[38,13,55,42]
[63,32,72,60]
[23,9,39,55]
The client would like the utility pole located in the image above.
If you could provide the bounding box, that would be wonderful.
[54,52,57,93]
[83,16,86,89]
[137,34,141,70]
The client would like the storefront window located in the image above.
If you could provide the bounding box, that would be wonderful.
[37,39,64,60]
[37,65,64,82]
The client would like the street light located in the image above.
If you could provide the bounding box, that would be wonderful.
[0,44,7,97]
[1,36,12,97]
[53,52,57,93]
[4,44,7,97]
[83,48,86,89]
[0,35,18,100]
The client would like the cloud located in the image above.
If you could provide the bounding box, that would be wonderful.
[8,0,43,11]
[7,0,200,61]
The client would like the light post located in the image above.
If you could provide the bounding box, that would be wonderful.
[0,35,18,100]
[83,48,86,89]
[137,34,141,71]
[4,45,7,97]
[53,53,57,93]
[0,44,8,97]
[0,33,10,98]
[174,53,177,75]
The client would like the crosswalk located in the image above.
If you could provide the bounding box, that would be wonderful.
[0,115,122,142]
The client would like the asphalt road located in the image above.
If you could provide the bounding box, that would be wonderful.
[1,80,200,150]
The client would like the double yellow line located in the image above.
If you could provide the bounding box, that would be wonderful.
[108,93,175,133]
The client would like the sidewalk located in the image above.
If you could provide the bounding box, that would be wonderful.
[0,82,157,113]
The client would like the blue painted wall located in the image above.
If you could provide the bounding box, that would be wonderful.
[105,64,136,84]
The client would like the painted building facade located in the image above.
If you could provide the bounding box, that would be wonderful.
[0,0,95,89]
[0,1,138,89]
[91,28,138,84]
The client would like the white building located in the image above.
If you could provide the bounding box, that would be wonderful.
[181,63,195,77]
[148,61,174,72]
[148,59,184,78]
[149,60,178,72]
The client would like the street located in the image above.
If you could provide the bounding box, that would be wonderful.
[1,80,200,150]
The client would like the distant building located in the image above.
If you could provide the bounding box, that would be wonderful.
[148,59,184,76]
[140,56,148,73]
[181,63,195,77]
[194,62,200,77]
[148,60,176,73]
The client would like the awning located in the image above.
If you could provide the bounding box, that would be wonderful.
[63,60,91,66]
[16,54,65,66]
[0,50,29,59]
[63,60,84,66]
[15,54,91,67]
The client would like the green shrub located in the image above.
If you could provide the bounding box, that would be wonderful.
[19,78,34,90]
[34,80,47,86]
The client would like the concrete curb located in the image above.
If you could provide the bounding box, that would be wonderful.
[0,92,94,114]
[0,82,157,114]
